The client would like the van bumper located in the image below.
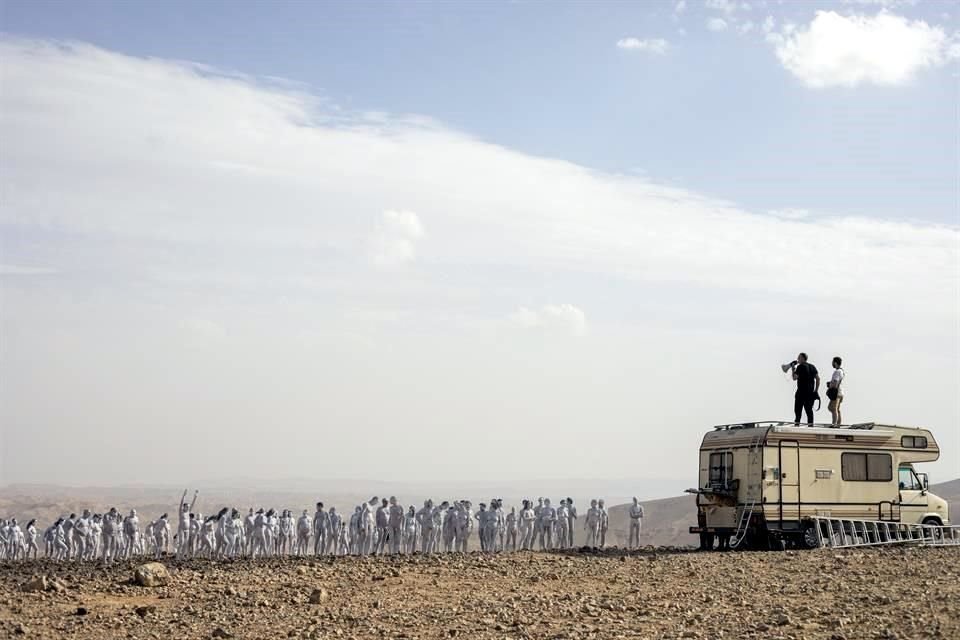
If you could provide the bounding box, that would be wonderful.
[690,526,733,534]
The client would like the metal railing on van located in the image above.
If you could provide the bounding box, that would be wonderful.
[812,516,960,549]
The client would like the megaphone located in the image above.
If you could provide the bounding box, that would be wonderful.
[781,360,798,373]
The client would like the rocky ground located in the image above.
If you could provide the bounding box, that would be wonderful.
[0,547,957,640]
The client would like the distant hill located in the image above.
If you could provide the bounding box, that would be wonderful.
[933,478,960,520]
[607,493,697,547]
[607,478,960,548]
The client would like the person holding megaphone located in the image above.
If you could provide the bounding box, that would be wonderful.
[785,353,820,426]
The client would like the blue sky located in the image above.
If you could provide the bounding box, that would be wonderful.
[3,0,958,223]
[0,1,958,486]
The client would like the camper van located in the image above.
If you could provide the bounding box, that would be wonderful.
[688,421,950,550]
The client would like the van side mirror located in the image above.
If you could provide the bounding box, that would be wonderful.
[919,473,929,490]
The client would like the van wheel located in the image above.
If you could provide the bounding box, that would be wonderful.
[922,517,943,541]
[800,523,820,549]
[699,533,715,551]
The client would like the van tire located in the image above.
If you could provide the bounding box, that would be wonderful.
[922,517,943,541]
[800,523,820,549]
[699,532,715,551]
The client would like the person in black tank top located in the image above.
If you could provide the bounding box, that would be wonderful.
[790,352,820,425]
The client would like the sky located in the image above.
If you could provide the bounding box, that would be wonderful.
[0,0,958,491]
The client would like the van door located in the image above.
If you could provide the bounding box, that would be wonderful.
[779,441,800,524]
[898,466,927,524]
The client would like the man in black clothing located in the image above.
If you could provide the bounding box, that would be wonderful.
[791,352,820,426]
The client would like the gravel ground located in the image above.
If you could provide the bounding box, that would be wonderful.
[0,547,957,639]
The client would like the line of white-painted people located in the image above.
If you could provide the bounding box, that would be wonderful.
[1,492,649,562]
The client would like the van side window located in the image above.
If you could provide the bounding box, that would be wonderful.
[898,467,922,490]
[841,453,892,482]
[709,452,733,488]
[901,436,928,449]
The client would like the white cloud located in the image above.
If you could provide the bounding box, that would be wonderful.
[616,38,669,54]
[707,18,729,32]
[762,15,776,33]
[769,11,952,88]
[0,36,954,306]
[739,21,755,34]
[367,210,424,268]
[674,0,687,14]
[510,304,588,337]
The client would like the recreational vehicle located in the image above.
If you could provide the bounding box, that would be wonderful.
[688,421,950,550]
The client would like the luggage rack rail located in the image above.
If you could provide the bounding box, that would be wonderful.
[712,421,877,431]
[812,517,960,549]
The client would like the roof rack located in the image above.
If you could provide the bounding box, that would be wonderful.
[712,421,877,431]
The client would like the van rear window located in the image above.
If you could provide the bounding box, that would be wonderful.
[841,452,892,482]
[709,452,733,488]
[901,436,928,449]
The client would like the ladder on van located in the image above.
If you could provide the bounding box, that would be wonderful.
[811,517,960,549]
[729,431,766,549]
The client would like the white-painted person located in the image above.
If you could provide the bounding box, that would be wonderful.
[251,509,269,558]
[493,500,506,552]
[53,518,70,561]
[337,521,350,556]
[326,507,341,555]
[565,498,578,549]
[42,522,55,558]
[243,508,256,557]
[519,500,536,550]
[8,519,23,560]
[538,499,557,551]
[72,510,90,561]
[348,507,362,555]
[88,514,102,560]
[374,499,390,555]
[505,507,518,551]
[454,502,471,553]
[277,509,293,555]
[555,500,570,550]
[474,503,491,552]
[123,509,141,558]
[188,512,202,557]
[628,497,644,549]
[312,502,328,556]
[296,510,312,556]
[144,521,155,557]
[404,506,419,554]
[584,500,601,549]
[417,500,435,554]
[154,514,171,558]
[177,490,198,559]
[598,499,609,548]
[25,519,39,560]
[102,509,122,564]
[62,514,76,560]
[388,497,405,555]
[431,502,446,553]
[267,509,280,556]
